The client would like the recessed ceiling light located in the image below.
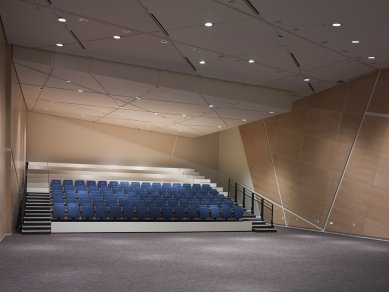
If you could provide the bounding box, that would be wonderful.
[117,106,124,109]
[368,56,375,59]
[204,22,213,27]
[58,17,67,23]
[332,23,341,27]
[217,125,222,128]
[182,114,187,117]
[160,39,168,44]
[153,112,159,115]
[199,60,205,64]
[65,80,71,83]
[113,35,121,39]
[135,96,141,100]
[248,59,255,63]
[209,104,214,108]
[269,111,275,114]
[56,43,64,47]
[77,89,83,93]
[192,48,198,52]
[78,18,88,22]
[304,78,310,82]
[330,221,334,225]
[242,119,247,122]
[352,40,360,44]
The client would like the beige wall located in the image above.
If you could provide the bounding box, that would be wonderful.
[27,112,220,182]
[218,127,253,190]
[0,19,28,239]
[233,70,389,239]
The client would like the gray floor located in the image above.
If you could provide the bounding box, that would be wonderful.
[1,227,389,292]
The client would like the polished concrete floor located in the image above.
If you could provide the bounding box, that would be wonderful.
[1,227,389,292]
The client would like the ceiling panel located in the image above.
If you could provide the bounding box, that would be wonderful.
[51,0,159,32]
[51,68,105,92]
[143,87,206,105]
[133,99,212,116]
[0,1,73,47]
[14,64,49,85]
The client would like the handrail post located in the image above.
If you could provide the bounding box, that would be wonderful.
[234,183,238,203]
[251,192,254,214]
[242,187,246,208]
[271,204,274,227]
[260,198,264,221]
[227,178,230,198]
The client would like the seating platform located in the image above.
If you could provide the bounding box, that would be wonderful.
[23,162,251,233]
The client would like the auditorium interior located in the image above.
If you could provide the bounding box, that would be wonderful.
[1,1,389,291]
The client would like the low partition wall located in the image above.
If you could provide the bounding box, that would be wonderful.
[52,221,252,233]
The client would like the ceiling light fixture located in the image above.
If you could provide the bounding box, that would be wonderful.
[368,56,375,59]
[204,22,213,27]
[352,40,360,44]
[56,43,64,47]
[269,111,275,114]
[160,39,168,44]
[78,18,88,22]
[113,35,121,39]
[58,17,67,23]
[248,59,255,63]
[332,23,341,27]
[242,119,247,122]
[153,112,159,115]
[209,104,214,108]
[199,60,205,64]
[304,78,310,82]
[135,96,141,100]
[218,125,222,128]
[182,114,187,117]
[77,89,84,93]
[65,80,71,83]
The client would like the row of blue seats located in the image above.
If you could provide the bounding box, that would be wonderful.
[53,192,224,200]
[52,188,219,196]
[51,180,211,190]
[52,204,243,220]
[53,199,234,208]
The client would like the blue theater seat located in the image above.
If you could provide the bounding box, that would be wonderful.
[187,206,197,219]
[67,203,80,219]
[210,205,220,220]
[87,180,96,187]
[162,183,171,189]
[95,205,108,219]
[53,204,66,219]
[141,182,151,188]
[120,181,130,188]
[109,206,122,219]
[150,206,161,220]
[131,182,140,188]
[233,205,243,219]
[174,206,185,219]
[75,180,85,186]
[136,206,148,219]
[172,183,181,189]
[81,205,94,219]
[97,181,107,188]
[162,207,173,220]
[199,206,209,220]
[221,206,232,219]
[63,180,73,186]
[123,206,135,219]
[152,182,161,188]
[109,181,119,188]
[53,197,64,204]
[51,179,61,185]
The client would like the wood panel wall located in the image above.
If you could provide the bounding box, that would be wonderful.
[239,71,389,239]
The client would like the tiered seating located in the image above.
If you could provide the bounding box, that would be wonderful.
[51,179,243,221]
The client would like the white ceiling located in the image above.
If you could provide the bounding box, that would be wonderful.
[1,0,387,136]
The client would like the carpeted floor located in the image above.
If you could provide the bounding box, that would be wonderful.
[1,227,389,292]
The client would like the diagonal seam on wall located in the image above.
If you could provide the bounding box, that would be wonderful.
[323,70,382,231]
[262,119,288,226]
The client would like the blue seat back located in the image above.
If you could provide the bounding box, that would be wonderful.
[175,206,185,219]
[136,206,148,219]
[53,204,66,218]
[95,205,108,218]
[150,206,161,219]
[210,205,220,219]
[162,207,173,219]
[221,206,232,219]
[124,206,135,219]
[233,205,243,218]
[199,206,209,219]
[67,203,80,218]
[109,206,122,219]
[187,206,197,219]
[81,205,94,218]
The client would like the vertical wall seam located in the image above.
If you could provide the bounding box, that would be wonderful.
[323,70,382,230]
[263,120,288,226]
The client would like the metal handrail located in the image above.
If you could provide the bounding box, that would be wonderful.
[17,161,29,232]
[228,178,274,227]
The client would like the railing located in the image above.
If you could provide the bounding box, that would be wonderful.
[17,161,29,232]
[227,178,273,227]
